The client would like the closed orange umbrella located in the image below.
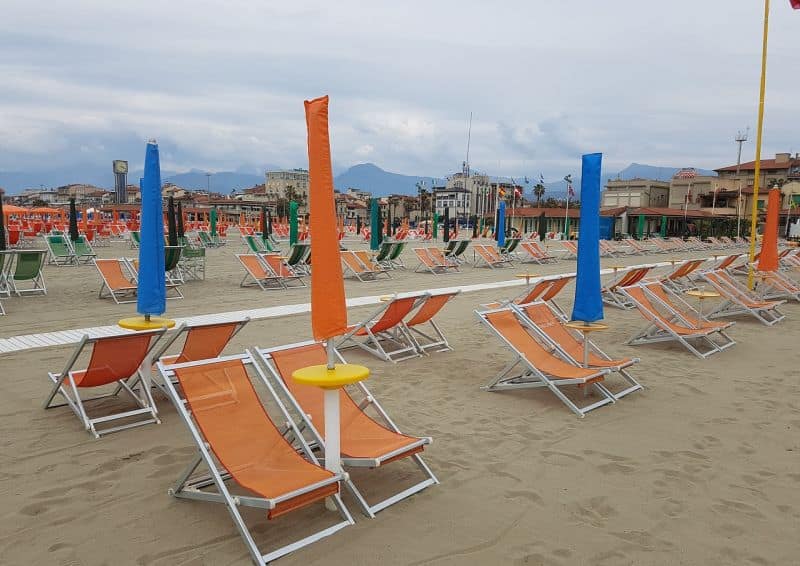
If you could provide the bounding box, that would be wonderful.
[757,187,781,272]
[305,95,347,340]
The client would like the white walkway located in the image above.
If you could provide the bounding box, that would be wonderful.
[0,258,700,355]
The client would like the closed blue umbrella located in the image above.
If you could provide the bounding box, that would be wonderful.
[497,201,506,248]
[137,140,166,318]
[571,153,603,323]
[369,198,381,250]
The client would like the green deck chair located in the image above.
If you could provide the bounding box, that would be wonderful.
[245,234,270,253]
[374,241,393,263]
[72,236,97,264]
[285,242,311,275]
[130,231,141,248]
[179,242,206,281]
[387,241,406,269]
[8,250,47,296]
[45,235,77,266]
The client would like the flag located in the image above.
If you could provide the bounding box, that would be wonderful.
[513,187,522,197]
[568,184,575,198]
[498,187,506,197]
[792,0,800,9]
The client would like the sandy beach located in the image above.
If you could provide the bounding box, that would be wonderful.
[1,237,798,565]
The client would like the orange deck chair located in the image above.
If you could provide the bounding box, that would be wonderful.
[560,240,579,259]
[514,301,643,400]
[701,270,786,326]
[237,253,285,290]
[157,353,353,564]
[403,290,460,353]
[413,247,449,275]
[601,267,652,309]
[354,250,391,279]
[43,329,166,437]
[94,258,138,304]
[260,253,307,288]
[336,294,424,361]
[255,342,437,518]
[519,241,557,264]
[428,246,460,271]
[476,308,614,417]
[660,259,705,291]
[620,284,736,359]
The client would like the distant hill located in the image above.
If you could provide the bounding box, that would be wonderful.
[334,163,443,196]
[0,160,719,197]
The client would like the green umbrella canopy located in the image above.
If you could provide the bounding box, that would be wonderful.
[637,214,646,240]
[176,202,185,238]
[167,196,178,246]
[369,198,381,250]
[660,215,667,237]
[289,201,299,245]
[209,207,218,236]
[68,198,79,241]
[432,212,439,241]
[261,206,268,243]
[0,195,5,251]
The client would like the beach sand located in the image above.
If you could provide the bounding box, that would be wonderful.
[1,237,798,565]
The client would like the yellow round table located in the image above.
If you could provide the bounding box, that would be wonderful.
[515,273,537,285]
[379,295,394,302]
[292,362,369,474]
[564,321,609,367]
[686,289,720,317]
[608,265,625,274]
[119,316,175,416]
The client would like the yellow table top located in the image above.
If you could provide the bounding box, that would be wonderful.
[609,265,626,270]
[564,321,609,332]
[515,273,536,279]
[292,363,370,389]
[379,295,394,302]
[686,290,720,299]
[118,316,176,331]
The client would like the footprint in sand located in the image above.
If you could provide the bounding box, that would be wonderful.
[504,490,544,505]
[661,497,687,518]
[711,498,765,519]
[541,450,583,466]
[569,496,618,528]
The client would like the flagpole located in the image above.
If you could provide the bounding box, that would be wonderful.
[747,0,771,290]
[564,191,570,239]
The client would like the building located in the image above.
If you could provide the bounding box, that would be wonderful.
[602,179,670,208]
[265,169,310,210]
[714,152,800,214]
[433,186,471,220]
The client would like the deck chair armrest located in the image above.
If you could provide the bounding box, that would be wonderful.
[269,473,345,508]
[357,395,375,410]
[373,437,432,466]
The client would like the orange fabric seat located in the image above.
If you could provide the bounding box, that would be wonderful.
[270,344,422,460]
[173,358,338,518]
[520,303,633,368]
[485,310,601,382]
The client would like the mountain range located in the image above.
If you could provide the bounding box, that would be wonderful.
[0,161,717,197]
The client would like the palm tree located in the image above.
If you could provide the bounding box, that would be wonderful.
[533,181,546,207]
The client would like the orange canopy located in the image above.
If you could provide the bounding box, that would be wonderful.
[757,187,781,272]
[2,204,28,215]
[305,95,347,341]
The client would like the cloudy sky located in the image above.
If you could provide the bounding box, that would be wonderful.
[2,0,798,180]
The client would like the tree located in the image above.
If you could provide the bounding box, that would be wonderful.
[275,198,289,218]
[533,182,546,207]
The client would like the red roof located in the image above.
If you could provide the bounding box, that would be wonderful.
[628,207,722,218]
[715,158,798,172]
